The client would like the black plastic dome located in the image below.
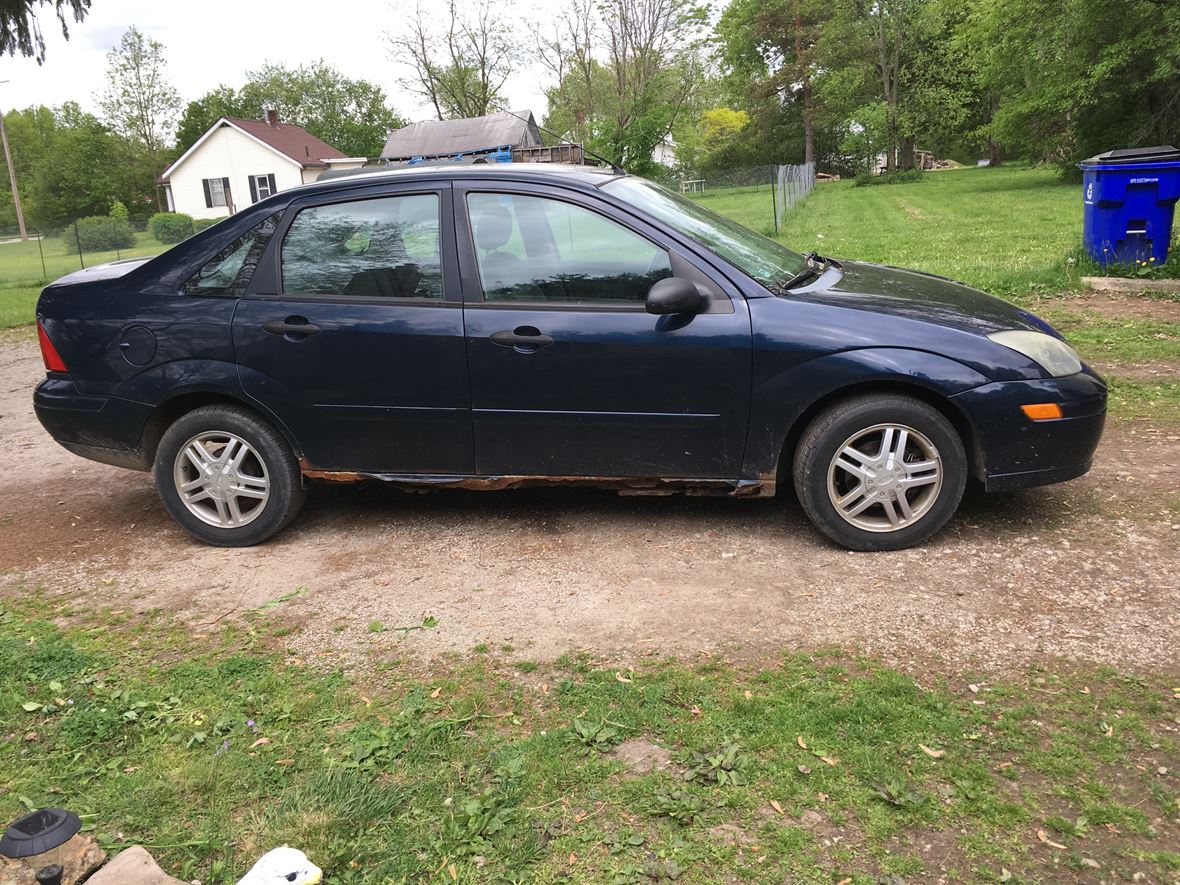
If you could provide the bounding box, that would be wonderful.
[0,809,81,859]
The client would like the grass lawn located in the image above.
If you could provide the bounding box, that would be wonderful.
[697,165,1179,298]
[0,231,171,328]
[1,596,1177,884]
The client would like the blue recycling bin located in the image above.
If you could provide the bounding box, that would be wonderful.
[1080,145,1180,267]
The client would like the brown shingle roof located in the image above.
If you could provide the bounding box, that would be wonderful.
[225,116,349,168]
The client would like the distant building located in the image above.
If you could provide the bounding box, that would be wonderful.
[380,110,543,163]
[159,112,367,219]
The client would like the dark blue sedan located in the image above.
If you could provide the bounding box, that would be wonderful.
[32,164,1106,550]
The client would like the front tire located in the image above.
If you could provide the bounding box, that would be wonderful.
[153,405,305,547]
[792,394,966,551]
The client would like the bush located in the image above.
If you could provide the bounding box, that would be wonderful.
[193,217,221,233]
[854,168,925,188]
[63,215,136,254]
[148,212,195,244]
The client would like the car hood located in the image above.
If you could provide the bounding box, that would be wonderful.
[47,256,154,288]
[794,260,1051,336]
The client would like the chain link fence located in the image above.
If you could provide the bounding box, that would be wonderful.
[679,163,817,235]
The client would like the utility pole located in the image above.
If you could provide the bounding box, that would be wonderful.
[0,81,28,241]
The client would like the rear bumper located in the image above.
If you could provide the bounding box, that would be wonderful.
[951,370,1107,492]
[34,378,152,471]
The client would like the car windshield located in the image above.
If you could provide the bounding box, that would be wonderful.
[603,176,809,287]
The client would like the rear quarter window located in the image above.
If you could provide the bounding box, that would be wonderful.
[183,211,284,297]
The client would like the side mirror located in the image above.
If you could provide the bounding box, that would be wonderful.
[645,277,708,315]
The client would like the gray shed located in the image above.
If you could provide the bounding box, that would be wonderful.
[381,110,543,161]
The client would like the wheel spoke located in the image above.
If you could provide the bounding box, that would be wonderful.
[876,427,894,461]
[887,428,909,466]
[895,491,914,521]
[184,443,212,474]
[227,496,244,526]
[880,496,900,526]
[232,483,267,500]
[213,497,231,526]
[840,445,875,466]
[834,455,869,480]
[179,475,208,493]
[901,473,938,489]
[842,491,879,518]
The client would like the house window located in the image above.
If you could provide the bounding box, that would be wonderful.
[250,173,278,203]
[202,177,230,209]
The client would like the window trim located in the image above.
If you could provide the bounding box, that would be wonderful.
[250,173,277,203]
[453,182,733,314]
[247,185,457,305]
[181,210,285,298]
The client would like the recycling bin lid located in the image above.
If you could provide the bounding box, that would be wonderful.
[1080,145,1180,166]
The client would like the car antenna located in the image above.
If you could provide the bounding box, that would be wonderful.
[469,96,626,174]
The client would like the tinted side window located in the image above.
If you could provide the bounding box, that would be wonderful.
[280,194,442,299]
[467,193,671,305]
[183,211,283,297]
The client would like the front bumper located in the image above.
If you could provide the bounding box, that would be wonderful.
[951,370,1107,492]
[34,378,152,471]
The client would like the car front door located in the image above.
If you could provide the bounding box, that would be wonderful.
[232,183,473,474]
[456,183,752,479]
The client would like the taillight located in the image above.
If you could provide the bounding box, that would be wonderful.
[37,321,68,373]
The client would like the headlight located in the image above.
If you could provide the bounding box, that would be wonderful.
[987,330,1082,377]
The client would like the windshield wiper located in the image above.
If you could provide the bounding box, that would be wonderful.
[777,251,828,291]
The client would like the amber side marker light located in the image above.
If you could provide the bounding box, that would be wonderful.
[1021,403,1063,421]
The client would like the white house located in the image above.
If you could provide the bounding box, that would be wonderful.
[159,111,367,219]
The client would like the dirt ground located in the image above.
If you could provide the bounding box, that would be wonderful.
[2,324,1178,676]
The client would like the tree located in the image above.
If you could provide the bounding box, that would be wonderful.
[174,66,401,158]
[238,62,402,157]
[390,0,517,120]
[964,0,1180,168]
[0,0,89,64]
[174,85,247,153]
[538,0,707,174]
[0,102,149,230]
[715,0,831,166]
[97,26,180,157]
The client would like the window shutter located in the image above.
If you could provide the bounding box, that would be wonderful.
[202,178,212,209]
[249,176,258,203]
[267,173,276,194]
[222,178,232,211]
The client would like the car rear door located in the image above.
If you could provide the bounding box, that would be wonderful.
[232,182,473,474]
[456,181,752,479]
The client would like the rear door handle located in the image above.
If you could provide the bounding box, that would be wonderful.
[262,317,320,339]
[490,327,554,350]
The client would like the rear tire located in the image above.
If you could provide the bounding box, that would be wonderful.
[792,394,966,551]
[153,405,305,547]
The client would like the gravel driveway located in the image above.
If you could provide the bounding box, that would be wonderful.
[2,328,1178,674]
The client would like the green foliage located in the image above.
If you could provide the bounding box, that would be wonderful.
[148,212,194,244]
[176,63,403,158]
[0,102,153,231]
[0,0,90,64]
[65,214,136,254]
[569,717,621,753]
[649,788,708,824]
[681,741,750,786]
[97,27,180,156]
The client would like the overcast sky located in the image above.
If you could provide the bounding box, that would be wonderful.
[1,0,552,127]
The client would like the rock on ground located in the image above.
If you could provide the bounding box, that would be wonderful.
[86,846,187,885]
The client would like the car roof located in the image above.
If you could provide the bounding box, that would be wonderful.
[283,162,625,198]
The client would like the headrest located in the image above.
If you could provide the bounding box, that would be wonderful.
[475,207,514,252]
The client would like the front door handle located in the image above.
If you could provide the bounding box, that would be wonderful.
[489,326,554,351]
[262,317,320,339]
